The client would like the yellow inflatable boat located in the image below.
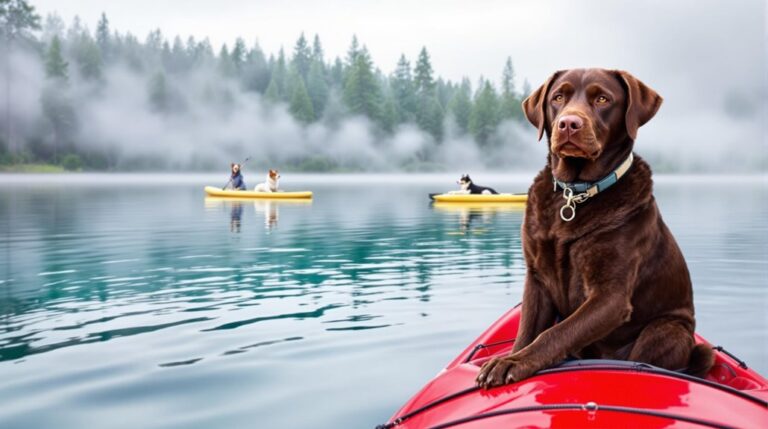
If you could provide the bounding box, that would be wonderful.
[204,186,313,199]
[429,193,528,203]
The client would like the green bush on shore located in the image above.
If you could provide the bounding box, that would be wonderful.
[61,154,83,171]
[0,163,66,173]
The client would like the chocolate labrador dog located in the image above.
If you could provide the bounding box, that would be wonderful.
[476,69,714,389]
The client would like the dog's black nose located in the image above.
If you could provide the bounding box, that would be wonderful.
[558,115,583,134]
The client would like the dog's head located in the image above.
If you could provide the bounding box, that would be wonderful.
[231,163,241,174]
[457,174,472,190]
[268,169,280,181]
[523,69,662,160]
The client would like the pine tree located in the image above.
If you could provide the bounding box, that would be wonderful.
[122,33,144,71]
[41,31,74,161]
[422,96,444,141]
[0,0,41,155]
[191,37,215,68]
[41,85,75,162]
[243,41,270,93]
[218,44,235,77]
[311,34,324,63]
[501,57,516,97]
[447,78,472,133]
[161,41,172,71]
[148,71,170,112]
[435,78,453,110]
[42,13,65,42]
[75,33,102,81]
[414,47,435,95]
[0,0,40,42]
[144,28,163,57]
[345,35,360,66]
[469,82,501,146]
[231,37,246,75]
[306,60,328,117]
[381,92,398,133]
[342,47,382,121]
[289,73,315,123]
[413,47,442,140]
[264,49,290,103]
[329,57,343,87]
[522,78,532,98]
[391,54,416,123]
[264,78,280,102]
[169,36,186,72]
[185,35,197,61]
[45,35,68,81]
[96,12,110,59]
[499,57,522,120]
[292,33,311,79]
[264,48,288,102]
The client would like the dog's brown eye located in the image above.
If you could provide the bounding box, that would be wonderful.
[553,94,564,103]
[596,95,609,104]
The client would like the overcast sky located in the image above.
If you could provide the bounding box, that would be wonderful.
[31,0,766,89]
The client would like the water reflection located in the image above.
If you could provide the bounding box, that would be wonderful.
[204,197,312,232]
[432,202,526,235]
[1,184,527,364]
[230,202,243,232]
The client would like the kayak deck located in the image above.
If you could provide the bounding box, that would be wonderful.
[204,186,312,199]
[381,306,768,428]
[430,193,528,203]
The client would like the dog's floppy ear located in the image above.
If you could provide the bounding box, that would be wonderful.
[614,70,663,141]
[522,71,562,141]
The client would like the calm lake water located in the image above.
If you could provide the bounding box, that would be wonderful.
[0,173,766,429]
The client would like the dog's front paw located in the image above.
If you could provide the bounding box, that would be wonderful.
[475,355,539,389]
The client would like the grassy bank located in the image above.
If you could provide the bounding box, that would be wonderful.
[0,164,69,173]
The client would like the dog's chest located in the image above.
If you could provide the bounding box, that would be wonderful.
[525,211,587,315]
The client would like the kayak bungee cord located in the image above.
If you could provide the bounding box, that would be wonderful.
[374,386,481,429]
[463,338,516,363]
[375,353,766,429]
[427,403,740,429]
[713,345,748,369]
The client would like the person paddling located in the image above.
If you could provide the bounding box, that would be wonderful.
[224,163,247,190]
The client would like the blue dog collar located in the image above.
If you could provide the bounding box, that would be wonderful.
[553,152,634,221]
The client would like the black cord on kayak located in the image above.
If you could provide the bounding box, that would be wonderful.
[712,345,748,369]
[374,359,767,428]
[375,386,481,429]
[428,403,740,429]
[464,338,516,363]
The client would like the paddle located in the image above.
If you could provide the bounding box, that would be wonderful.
[222,157,251,190]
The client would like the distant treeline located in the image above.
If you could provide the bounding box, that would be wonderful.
[0,1,533,171]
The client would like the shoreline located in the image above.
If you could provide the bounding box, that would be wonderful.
[0,171,766,187]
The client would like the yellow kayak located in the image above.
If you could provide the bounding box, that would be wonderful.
[204,186,313,199]
[432,201,526,212]
[430,193,528,203]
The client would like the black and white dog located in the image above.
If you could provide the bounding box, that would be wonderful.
[451,174,499,195]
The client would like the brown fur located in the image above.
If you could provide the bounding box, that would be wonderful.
[476,68,713,389]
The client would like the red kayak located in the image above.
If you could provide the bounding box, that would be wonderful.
[379,305,768,428]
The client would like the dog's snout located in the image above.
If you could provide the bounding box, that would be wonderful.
[558,115,583,134]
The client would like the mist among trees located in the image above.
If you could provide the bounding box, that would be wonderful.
[0,1,538,172]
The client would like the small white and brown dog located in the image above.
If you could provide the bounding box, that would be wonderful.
[254,169,281,192]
